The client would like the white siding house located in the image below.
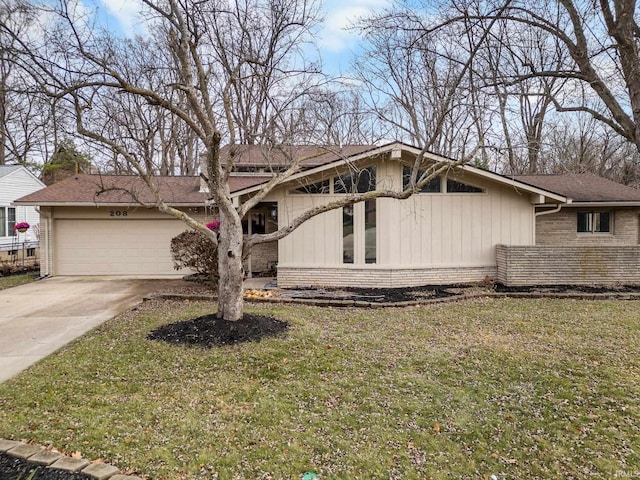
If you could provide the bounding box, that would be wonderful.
[0,166,45,251]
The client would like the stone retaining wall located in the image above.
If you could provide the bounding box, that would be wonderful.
[496,244,640,286]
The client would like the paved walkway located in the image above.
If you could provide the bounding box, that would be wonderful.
[0,276,183,383]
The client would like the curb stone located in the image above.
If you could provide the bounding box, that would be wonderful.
[0,439,141,479]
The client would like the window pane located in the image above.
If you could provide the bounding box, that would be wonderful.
[402,167,441,192]
[334,166,376,194]
[8,208,15,237]
[365,199,376,264]
[343,205,354,264]
[334,173,352,194]
[0,208,5,236]
[595,212,610,232]
[577,212,590,232]
[292,179,330,194]
[356,166,376,193]
[446,179,483,193]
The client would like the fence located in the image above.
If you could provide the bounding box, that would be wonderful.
[0,237,40,271]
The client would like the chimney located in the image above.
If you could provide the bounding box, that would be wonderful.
[199,153,209,193]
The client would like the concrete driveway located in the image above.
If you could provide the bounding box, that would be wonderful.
[0,276,178,383]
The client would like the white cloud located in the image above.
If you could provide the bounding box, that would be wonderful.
[98,0,147,36]
[319,0,391,53]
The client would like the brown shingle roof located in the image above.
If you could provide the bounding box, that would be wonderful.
[221,144,377,168]
[14,174,270,206]
[514,173,640,203]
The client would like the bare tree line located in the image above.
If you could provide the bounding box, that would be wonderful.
[3,0,640,186]
[353,0,640,186]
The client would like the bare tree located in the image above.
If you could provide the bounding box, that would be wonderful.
[541,113,640,185]
[0,0,59,168]
[351,1,515,163]
[468,5,569,174]
[422,0,640,159]
[290,88,387,145]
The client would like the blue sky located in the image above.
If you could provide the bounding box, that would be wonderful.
[85,0,390,76]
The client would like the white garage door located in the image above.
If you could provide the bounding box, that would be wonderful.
[54,219,188,275]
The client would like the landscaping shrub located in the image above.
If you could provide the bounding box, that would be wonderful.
[170,230,218,283]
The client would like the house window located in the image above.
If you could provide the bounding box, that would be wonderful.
[446,179,484,193]
[334,166,376,194]
[342,201,377,265]
[365,200,376,264]
[291,178,330,194]
[577,211,611,233]
[0,207,16,237]
[402,166,441,192]
[27,248,36,257]
[343,205,354,263]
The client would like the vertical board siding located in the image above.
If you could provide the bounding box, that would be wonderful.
[279,161,535,269]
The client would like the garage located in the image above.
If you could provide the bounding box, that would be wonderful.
[13,173,270,278]
[54,218,189,275]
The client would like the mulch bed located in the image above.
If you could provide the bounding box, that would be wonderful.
[147,313,289,348]
[494,284,640,294]
[0,452,92,480]
[278,285,458,303]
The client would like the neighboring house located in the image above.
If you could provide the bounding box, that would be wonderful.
[0,165,45,264]
[15,142,640,286]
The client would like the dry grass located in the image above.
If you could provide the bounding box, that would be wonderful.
[0,273,38,291]
[1,298,639,479]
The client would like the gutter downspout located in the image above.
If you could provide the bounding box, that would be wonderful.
[535,204,562,217]
[532,203,564,245]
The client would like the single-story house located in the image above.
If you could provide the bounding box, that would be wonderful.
[13,142,640,286]
[1,165,45,264]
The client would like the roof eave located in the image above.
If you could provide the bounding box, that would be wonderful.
[12,201,206,208]
[230,142,569,203]
[561,201,640,207]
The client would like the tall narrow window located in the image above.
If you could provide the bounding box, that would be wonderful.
[7,208,15,236]
[0,208,5,237]
[365,199,376,264]
[343,205,354,263]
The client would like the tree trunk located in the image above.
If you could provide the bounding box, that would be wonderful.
[216,207,245,321]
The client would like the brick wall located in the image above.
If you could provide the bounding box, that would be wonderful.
[536,208,639,245]
[496,244,640,286]
[277,266,497,288]
[246,242,278,275]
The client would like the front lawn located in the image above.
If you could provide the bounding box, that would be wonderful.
[0,273,38,291]
[0,298,639,479]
